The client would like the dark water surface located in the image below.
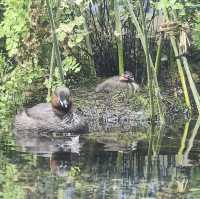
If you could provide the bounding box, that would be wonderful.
[1,118,200,199]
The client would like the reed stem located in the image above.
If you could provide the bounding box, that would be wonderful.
[46,0,64,84]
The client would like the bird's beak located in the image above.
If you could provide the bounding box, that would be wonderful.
[59,98,69,109]
[129,76,135,81]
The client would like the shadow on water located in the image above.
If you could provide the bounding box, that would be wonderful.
[1,117,200,198]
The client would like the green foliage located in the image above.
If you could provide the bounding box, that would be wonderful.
[62,56,81,73]
[193,17,200,48]
[152,0,199,17]
[68,166,81,177]
[0,165,25,199]
[57,15,88,49]
[0,53,13,80]
[0,0,30,57]
[54,56,81,85]
[45,56,81,89]
[153,0,184,10]
[0,56,45,131]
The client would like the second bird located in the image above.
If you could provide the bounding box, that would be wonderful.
[95,71,140,93]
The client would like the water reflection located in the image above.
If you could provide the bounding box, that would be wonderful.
[1,118,200,198]
[15,133,81,154]
[182,117,200,167]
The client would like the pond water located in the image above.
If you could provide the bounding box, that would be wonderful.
[1,117,200,199]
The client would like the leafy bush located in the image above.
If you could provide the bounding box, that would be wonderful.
[0,165,26,199]
[193,18,200,48]
[0,0,30,57]
[0,56,45,131]
[44,56,81,89]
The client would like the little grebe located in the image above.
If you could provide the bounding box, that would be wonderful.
[95,71,140,93]
[14,87,88,134]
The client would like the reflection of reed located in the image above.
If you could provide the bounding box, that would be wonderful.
[112,121,200,197]
[156,118,200,197]
[177,117,200,167]
[86,149,187,198]
[183,116,200,166]
[7,125,200,199]
[146,124,165,180]
[88,150,178,182]
[177,119,191,166]
[12,118,200,198]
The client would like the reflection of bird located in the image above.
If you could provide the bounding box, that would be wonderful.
[95,71,140,93]
[50,151,79,176]
[56,135,80,153]
[14,87,88,134]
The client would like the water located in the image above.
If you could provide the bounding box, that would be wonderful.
[1,118,200,199]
